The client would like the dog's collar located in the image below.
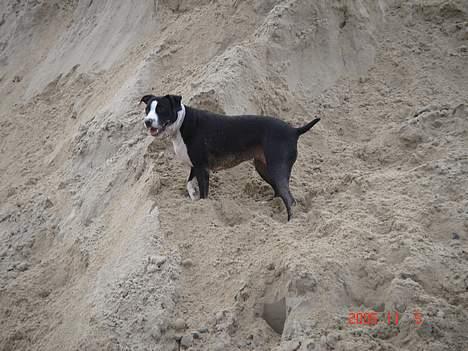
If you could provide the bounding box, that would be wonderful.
[177,104,186,124]
[167,104,186,136]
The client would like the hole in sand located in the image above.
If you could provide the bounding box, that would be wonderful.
[262,297,286,334]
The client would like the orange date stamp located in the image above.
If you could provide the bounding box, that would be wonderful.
[347,309,424,327]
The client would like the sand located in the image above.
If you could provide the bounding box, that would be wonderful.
[0,0,467,350]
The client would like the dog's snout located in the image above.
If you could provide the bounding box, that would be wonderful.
[144,119,152,128]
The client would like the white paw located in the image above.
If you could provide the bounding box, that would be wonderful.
[187,178,200,200]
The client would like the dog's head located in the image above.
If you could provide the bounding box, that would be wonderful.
[140,94,183,137]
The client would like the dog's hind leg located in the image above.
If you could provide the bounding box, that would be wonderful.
[265,144,298,221]
[254,159,278,197]
[193,167,210,199]
[187,168,200,200]
[273,176,295,221]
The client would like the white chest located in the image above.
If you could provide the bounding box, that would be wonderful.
[172,131,193,167]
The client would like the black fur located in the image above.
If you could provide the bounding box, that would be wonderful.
[141,94,320,221]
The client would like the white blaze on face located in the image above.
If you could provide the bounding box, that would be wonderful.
[145,100,159,128]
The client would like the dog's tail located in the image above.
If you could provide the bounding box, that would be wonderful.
[296,118,320,136]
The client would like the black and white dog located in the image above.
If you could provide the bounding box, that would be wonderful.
[140,94,320,221]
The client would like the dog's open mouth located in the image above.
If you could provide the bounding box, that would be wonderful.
[149,122,170,137]
[149,127,162,136]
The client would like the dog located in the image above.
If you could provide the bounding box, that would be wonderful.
[140,94,320,221]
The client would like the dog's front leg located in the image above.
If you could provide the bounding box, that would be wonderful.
[193,167,209,199]
[187,168,200,200]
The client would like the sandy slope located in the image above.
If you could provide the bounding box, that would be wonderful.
[0,0,467,350]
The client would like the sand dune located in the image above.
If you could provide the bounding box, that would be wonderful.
[0,0,467,350]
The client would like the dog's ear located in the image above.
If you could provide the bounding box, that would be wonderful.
[166,94,182,112]
[140,95,156,106]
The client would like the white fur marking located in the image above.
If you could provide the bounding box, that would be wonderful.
[146,100,159,127]
[172,130,192,166]
[187,178,200,200]
[170,105,193,166]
